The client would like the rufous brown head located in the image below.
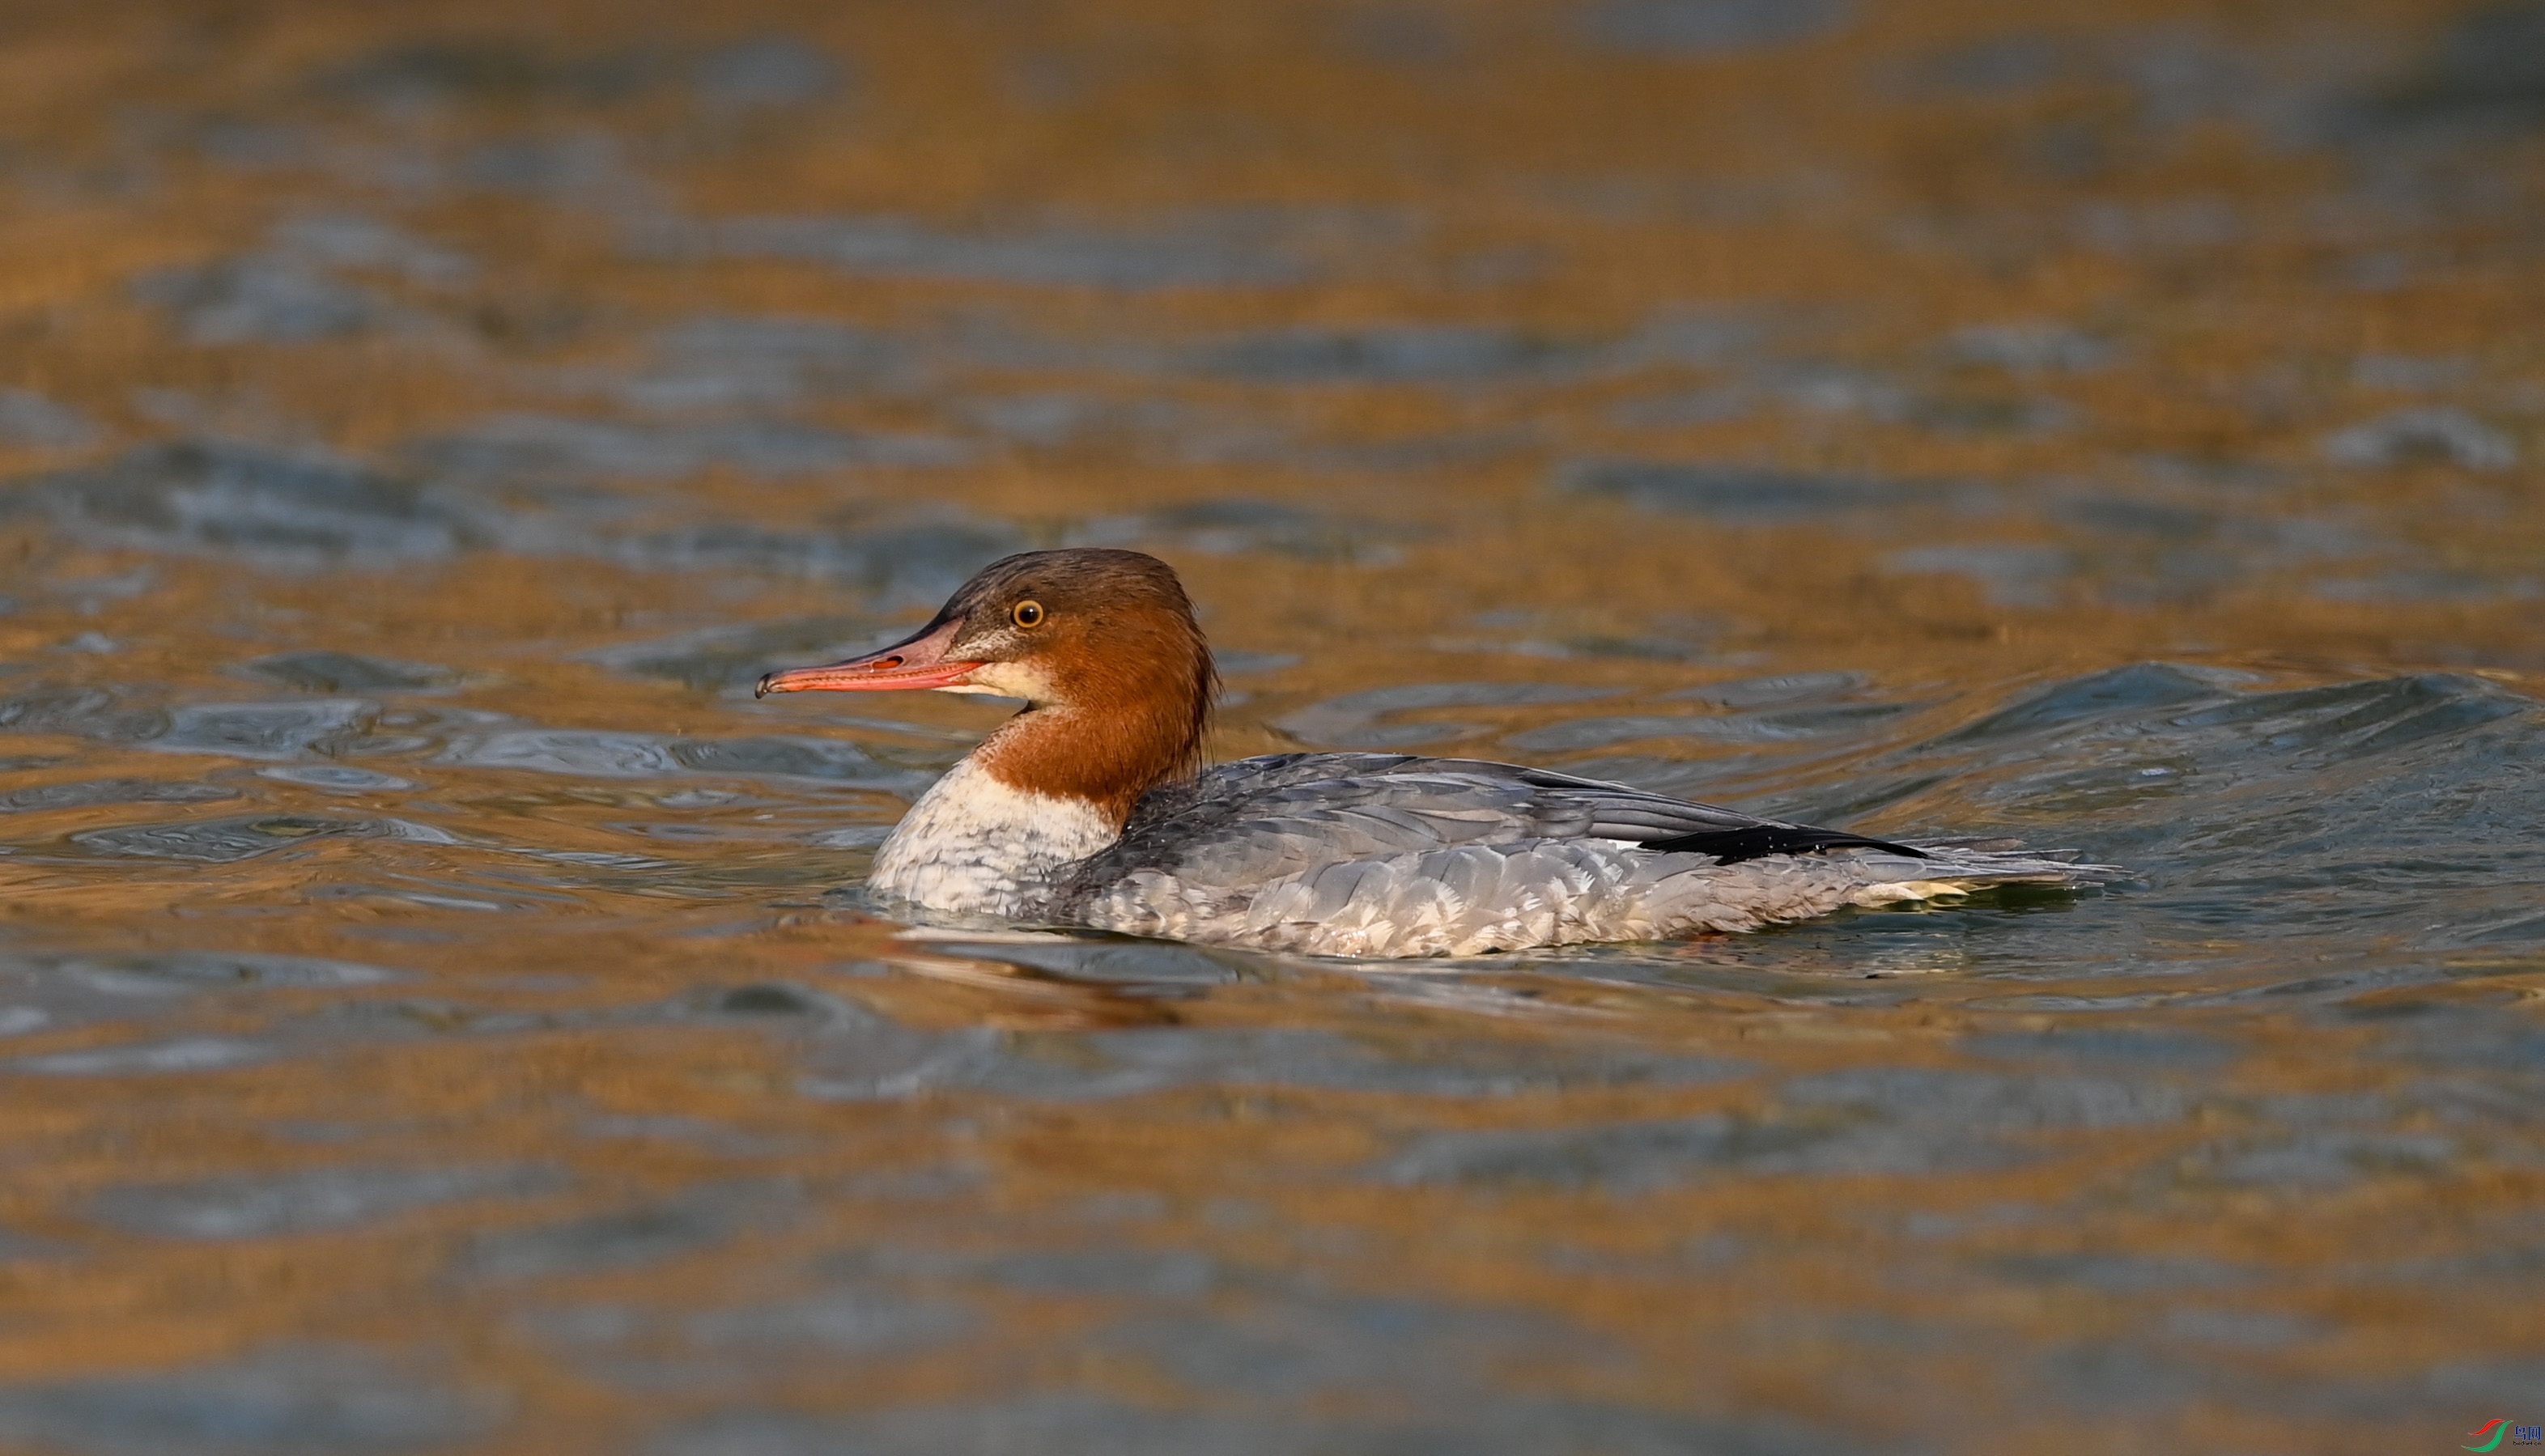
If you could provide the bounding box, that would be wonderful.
[757,548,1218,817]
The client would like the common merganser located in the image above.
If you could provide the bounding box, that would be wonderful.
[757,548,2117,957]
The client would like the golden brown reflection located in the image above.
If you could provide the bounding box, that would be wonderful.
[0,0,2542,1451]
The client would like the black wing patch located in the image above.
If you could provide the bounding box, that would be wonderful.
[1644,824,1926,864]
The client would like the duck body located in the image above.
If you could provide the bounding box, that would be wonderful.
[761,549,2118,958]
[1051,753,2104,957]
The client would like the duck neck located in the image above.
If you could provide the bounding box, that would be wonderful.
[974,698,1200,827]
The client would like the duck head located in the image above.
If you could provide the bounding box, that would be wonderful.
[757,547,1217,823]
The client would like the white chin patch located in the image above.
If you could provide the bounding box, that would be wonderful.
[951,662,1050,703]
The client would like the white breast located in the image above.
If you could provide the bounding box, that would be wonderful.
[866,757,1118,919]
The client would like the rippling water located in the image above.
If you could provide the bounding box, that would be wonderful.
[2,1,2543,1451]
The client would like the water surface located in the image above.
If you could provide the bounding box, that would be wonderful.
[2,1,2542,1452]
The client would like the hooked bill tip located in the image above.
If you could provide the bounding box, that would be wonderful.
[753,673,774,699]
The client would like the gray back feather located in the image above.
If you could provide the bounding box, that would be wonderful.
[1052,752,1829,912]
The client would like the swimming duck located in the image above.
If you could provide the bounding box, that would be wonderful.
[757,548,2113,957]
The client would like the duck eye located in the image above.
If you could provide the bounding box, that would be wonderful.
[1011,600,1044,629]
